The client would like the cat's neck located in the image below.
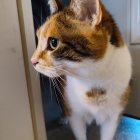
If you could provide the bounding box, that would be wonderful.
[66,43,131,93]
[66,42,116,80]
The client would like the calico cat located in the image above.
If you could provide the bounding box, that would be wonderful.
[31,0,132,140]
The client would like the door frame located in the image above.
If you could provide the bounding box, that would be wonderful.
[16,0,47,140]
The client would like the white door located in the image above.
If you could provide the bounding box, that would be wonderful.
[0,1,34,140]
[102,0,140,118]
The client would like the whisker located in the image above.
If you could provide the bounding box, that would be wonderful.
[55,73,66,82]
[49,77,53,102]
[46,67,67,82]
[50,77,57,98]
[51,78,65,103]
[50,72,65,97]
[40,74,45,89]
[55,67,71,75]
[55,78,65,89]
[51,78,63,112]
[48,65,72,75]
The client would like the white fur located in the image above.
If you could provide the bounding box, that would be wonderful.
[40,36,47,51]
[48,0,58,14]
[64,43,132,140]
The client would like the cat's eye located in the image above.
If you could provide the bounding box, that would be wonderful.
[48,37,58,51]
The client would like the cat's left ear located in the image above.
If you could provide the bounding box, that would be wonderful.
[70,0,102,26]
[48,0,63,14]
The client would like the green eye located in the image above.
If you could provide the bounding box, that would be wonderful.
[48,37,58,50]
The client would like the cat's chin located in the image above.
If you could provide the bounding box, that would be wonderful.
[37,71,62,78]
[33,65,64,78]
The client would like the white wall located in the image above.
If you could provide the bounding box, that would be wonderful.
[128,45,140,118]
[0,0,34,140]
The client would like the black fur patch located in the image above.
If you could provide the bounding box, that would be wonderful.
[110,24,121,47]
[53,37,92,62]
[64,41,91,57]
[53,46,82,62]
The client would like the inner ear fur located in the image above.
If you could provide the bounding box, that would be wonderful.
[48,0,63,14]
[70,0,102,26]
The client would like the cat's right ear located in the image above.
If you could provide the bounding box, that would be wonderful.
[70,0,102,26]
[48,0,63,14]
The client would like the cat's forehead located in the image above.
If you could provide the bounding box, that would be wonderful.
[37,12,79,38]
[37,15,59,36]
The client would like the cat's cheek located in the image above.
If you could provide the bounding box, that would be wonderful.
[53,59,62,67]
[44,51,55,67]
[60,60,80,69]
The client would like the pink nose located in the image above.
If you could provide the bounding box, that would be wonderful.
[31,58,39,66]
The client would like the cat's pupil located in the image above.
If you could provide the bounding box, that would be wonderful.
[48,37,58,50]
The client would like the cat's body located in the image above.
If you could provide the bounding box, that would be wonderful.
[66,44,131,140]
[31,0,132,140]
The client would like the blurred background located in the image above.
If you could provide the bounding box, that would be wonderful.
[0,0,140,140]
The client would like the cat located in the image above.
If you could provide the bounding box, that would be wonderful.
[31,0,132,140]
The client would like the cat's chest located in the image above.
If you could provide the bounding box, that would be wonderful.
[66,76,95,98]
[65,76,107,113]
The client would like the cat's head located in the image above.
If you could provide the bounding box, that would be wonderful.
[31,0,123,77]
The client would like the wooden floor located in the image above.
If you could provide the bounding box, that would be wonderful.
[47,116,140,140]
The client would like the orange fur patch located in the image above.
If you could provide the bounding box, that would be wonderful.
[86,88,106,105]
[120,86,131,107]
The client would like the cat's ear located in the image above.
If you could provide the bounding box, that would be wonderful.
[70,0,102,26]
[48,0,63,14]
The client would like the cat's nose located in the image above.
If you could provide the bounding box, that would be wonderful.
[31,58,39,66]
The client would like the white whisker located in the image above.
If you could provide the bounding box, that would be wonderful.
[55,78,65,89]
[52,78,65,100]
[55,73,66,82]
[40,74,45,88]
[51,78,62,112]
[49,77,53,102]
[55,67,71,75]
